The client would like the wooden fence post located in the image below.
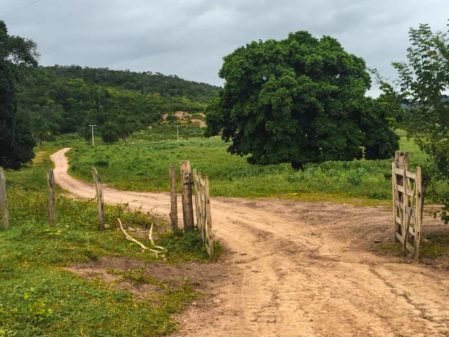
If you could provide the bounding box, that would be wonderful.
[92,167,105,231]
[414,166,423,259]
[205,176,214,257]
[48,169,56,226]
[0,168,9,229]
[394,151,409,169]
[393,151,409,242]
[392,161,398,241]
[169,166,178,231]
[180,161,194,232]
[192,169,201,233]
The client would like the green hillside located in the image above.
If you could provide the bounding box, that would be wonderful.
[16,66,220,143]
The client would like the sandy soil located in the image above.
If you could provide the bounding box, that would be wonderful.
[51,148,449,337]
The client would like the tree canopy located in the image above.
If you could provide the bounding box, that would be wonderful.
[206,31,398,169]
[0,20,37,169]
[392,23,449,221]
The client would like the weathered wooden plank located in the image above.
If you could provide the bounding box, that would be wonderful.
[405,190,415,197]
[0,168,9,229]
[169,166,178,231]
[48,169,57,226]
[92,167,105,231]
[395,151,409,169]
[180,161,194,232]
[414,166,423,259]
[396,232,404,244]
[392,162,397,242]
[205,176,213,257]
[394,167,406,176]
[405,171,417,180]
[406,241,416,253]
[401,166,408,251]
[192,169,202,235]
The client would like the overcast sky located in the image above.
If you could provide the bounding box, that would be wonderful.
[1,0,448,92]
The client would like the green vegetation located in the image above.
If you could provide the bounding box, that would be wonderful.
[392,23,449,222]
[375,233,449,263]
[17,65,219,145]
[0,149,209,337]
[206,31,398,169]
[0,20,37,168]
[66,125,448,205]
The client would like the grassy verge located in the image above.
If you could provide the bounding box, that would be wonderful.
[64,125,448,205]
[0,149,210,337]
[374,233,449,266]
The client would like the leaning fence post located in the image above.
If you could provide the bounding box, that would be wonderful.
[414,166,423,259]
[192,170,201,233]
[48,169,57,226]
[0,168,9,229]
[92,167,105,231]
[205,176,214,257]
[180,161,194,232]
[169,166,178,231]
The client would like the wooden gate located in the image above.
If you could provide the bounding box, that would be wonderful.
[392,151,424,259]
[192,169,214,257]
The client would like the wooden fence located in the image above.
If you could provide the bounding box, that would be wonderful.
[192,169,214,257]
[392,151,423,259]
[0,168,9,229]
[2,161,215,257]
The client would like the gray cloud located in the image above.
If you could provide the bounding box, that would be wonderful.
[1,0,448,91]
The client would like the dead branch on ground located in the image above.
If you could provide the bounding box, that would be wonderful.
[117,218,166,258]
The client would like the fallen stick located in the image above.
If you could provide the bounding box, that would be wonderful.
[148,223,166,251]
[117,218,166,257]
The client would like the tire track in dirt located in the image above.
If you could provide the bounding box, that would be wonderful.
[51,148,449,337]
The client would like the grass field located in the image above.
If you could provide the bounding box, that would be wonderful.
[63,124,447,205]
[0,148,210,337]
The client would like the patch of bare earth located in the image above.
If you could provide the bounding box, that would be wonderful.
[66,256,229,301]
[52,148,449,337]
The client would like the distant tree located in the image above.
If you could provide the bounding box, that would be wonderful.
[393,23,449,221]
[0,20,38,168]
[206,31,398,169]
[114,115,135,141]
[101,122,120,144]
[78,125,92,143]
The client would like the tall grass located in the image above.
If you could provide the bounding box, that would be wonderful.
[66,126,449,204]
[0,149,207,337]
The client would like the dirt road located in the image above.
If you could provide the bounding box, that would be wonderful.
[51,148,449,337]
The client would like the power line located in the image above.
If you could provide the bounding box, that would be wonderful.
[3,0,44,18]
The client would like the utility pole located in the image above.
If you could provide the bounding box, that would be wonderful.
[89,125,96,146]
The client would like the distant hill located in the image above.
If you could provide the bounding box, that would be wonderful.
[45,66,220,103]
[17,66,220,143]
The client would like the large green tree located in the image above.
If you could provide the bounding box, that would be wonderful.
[207,31,398,169]
[0,20,37,168]
[393,23,449,221]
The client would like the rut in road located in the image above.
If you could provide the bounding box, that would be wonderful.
[51,148,449,337]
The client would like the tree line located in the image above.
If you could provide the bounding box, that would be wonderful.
[16,65,219,145]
